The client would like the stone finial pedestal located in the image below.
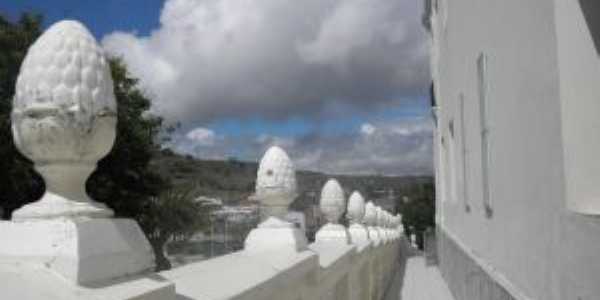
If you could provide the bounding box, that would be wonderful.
[244,217,308,254]
[0,219,154,285]
[388,214,396,240]
[0,20,160,294]
[347,191,370,246]
[315,179,350,244]
[375,207,389,244]
[364,202,381,246]
[11,164,114,221]
[391,215,400,239]
[244,146,308,254]
[395,214,405,237]
[382,211,391,241]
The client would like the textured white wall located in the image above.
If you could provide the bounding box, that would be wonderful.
[554,0,600,215]
[553,3,600,299]
[432,0,600,299]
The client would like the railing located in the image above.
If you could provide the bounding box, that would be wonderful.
[161,184,405,300]
[161,224,404,300]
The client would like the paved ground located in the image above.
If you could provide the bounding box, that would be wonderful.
[384,251,455,300]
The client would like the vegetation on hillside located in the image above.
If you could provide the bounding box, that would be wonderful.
[154,148,433,206]
[153,148,436,244]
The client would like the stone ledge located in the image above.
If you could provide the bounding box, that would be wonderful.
[0,218,155,285]
[0,262,175,300]
[161,249,318,300]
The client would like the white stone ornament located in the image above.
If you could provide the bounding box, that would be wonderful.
[11,20,117,220]
[347,191,370,245]
[396,214,404,235]
[0,21,158,290]
[364,201,377,226]
[376,207,386,228]
[390,214,398,240]
[319,179,346,223]
[375,206,381,226]
[393,215,401,239]
[380,209,388,242]
[315,179,350,244]
[255,146,298,221]
[347,191,366,224]
[389,215,395,240]
[375,207,388,244]
[384,212,393,240]
[245,146,307,254]
[364,201,380,245]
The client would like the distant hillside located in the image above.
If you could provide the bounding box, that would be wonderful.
[151,149,434,213]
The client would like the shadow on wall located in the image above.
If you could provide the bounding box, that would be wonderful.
[579,0,600,55]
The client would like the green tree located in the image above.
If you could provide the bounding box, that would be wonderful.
[398,184,435,250]
[87,58,169,223]
[0,13,45,219]
[139,186,210,271]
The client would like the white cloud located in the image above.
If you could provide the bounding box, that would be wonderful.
[309,117,434,175]
[104,0,432,174]
[169,117,434,175]
[185,127,217,146]
[102,0,429,123]
[360,123,376,136]
[255,134,296,150]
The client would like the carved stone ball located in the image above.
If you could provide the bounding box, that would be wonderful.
[347,191,366,224]
[12,20,117,164]
[319,179,346,224]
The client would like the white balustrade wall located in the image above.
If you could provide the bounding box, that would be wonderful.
[161,180,405,300]
[161,223,404,300]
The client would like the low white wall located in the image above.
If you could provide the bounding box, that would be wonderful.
[161,233,402,300]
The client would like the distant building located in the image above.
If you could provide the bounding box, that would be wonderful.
[425,0,600,299]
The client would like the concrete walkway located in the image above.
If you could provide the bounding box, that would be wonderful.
[384,252,455,300]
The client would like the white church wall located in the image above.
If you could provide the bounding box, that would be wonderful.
[429,0,600,299]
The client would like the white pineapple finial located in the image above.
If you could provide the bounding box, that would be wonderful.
[347,191,370,245]
[11,20,117,220]
[254,146,297,221]
[315,179,350,244]
[319,179,346,224]
[347,191,366,224]
[245,146,307,254]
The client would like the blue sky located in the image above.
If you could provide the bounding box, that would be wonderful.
[2,0,433,175]
[2,0,162,38]
[199,96,430,138]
